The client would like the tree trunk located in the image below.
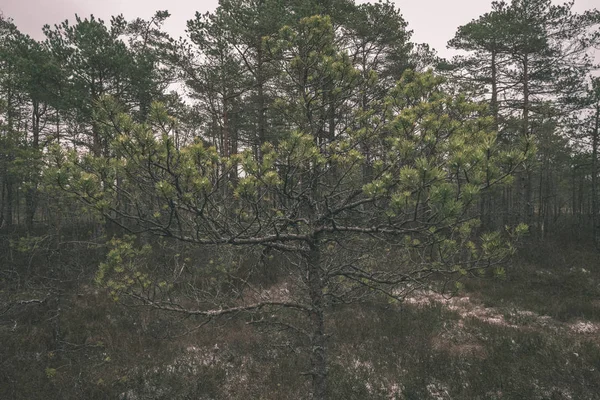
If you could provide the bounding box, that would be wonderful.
[222,95,230,158]
[327,84,335,142]
[538,157,545,239]
[91,80,103,157]
[519,54,531,228]
[482,48,499,230]
[26,101,41,232]
[0,173,4,229]
[5,179,13,229]
[256,46,267,162]
[307,240,327,400]
[56,110,60,144]
[490,49,499,134]
[592,105,599,248]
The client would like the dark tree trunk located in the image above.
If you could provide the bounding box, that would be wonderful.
[307,240,327,400]
[490,49,499,134]
[26,101,42,232]
[256,46,267,162]
[592,105,599,248]
[222,97,230,158]
[518,54,531,228]
[5,179,13,229]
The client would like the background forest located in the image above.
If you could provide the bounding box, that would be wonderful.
[1,0,600,399]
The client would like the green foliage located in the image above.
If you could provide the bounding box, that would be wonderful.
[96,236,153,301]
[9,235,45,253]
[44,368,57,379]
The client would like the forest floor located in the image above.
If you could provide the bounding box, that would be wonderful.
[1,236,599,399]
[325,238,600,400]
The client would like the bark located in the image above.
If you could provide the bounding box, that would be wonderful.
[0,175,4,229]
[4,84,14,229]
[538,155,545,239]
[56,111,60,144]
[490,50,499,133]
[91,79,103,157]
[592,104,599,248]
[222,96,230,158]
[519,54,531,227]
[327,84,335,142]
[25,101,41,232]
[307,240,327,400]
[5,178,13,229]
[256,46,267,162]
[360,62,373,185]
[481,49,499,229]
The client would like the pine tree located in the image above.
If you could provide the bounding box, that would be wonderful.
[54,16,526,399]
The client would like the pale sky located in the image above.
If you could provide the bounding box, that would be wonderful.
[1,0,599,58]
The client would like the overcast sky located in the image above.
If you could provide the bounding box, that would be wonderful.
[1,0,598,58]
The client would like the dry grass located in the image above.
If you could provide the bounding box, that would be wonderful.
[2,236,600,399]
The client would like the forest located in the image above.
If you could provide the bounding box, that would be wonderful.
[1,0,600,399]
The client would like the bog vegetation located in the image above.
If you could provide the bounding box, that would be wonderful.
[1,0,599,399]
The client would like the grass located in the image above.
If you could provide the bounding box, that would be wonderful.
[464,240,600,323]
[1,236,599,399]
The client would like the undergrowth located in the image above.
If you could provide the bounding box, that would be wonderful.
[1,236,599,399]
